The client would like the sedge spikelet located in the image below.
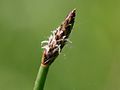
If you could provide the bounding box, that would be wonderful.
[41,9,76,65]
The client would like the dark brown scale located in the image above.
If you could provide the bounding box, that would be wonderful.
[55,35,59,40]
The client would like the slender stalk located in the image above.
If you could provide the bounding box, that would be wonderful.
[33,64,49,90]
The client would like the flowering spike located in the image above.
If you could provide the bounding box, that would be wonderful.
[41,9,76,65]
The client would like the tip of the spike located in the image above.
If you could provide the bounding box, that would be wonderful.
[72,8,76,13]
[69,8,76,18]
[70,8,76,16]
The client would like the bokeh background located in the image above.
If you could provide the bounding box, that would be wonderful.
[0,0,120,90]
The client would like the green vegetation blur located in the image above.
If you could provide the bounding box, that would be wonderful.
[0,0,120,90]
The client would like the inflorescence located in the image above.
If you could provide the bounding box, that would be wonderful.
[41,9,76,65]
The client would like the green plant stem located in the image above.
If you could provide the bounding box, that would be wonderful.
[33,64,49,90]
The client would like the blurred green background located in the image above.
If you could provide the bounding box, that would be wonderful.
[0,0,120,90]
